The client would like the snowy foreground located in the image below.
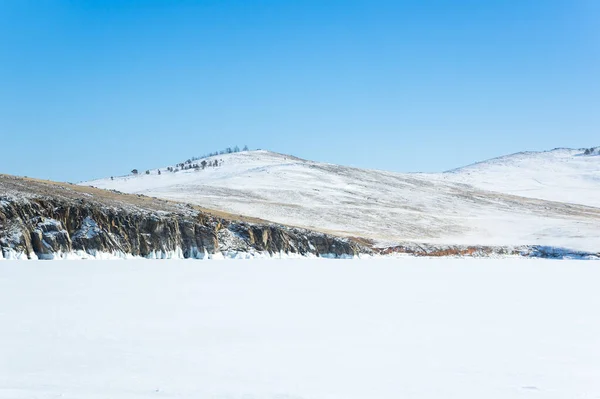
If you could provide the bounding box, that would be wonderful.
[1,258,599,399]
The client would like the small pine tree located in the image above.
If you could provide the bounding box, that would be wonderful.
[234,145,240,152]
[243,145,249,151]
[158,170,161,175]
[585,148,591,155]
[145,170,150,175]
[131,169,138,175]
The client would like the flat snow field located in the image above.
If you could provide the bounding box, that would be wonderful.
[1,259,599,399]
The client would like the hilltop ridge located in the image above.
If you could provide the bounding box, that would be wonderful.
[440,147,600,207]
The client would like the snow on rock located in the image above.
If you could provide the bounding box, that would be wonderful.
[72,216,101,240]
[30,217,71,259]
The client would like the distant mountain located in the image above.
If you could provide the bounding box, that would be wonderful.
[440,147,600,208]
[83,149,600,252]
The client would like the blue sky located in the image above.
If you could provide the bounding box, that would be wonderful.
[1,0,598,182]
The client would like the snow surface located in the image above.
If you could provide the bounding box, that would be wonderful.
[440,148,600,208]
[83,150,600,252]
[1,258,599,399]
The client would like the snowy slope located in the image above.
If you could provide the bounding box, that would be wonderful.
[440,147,600,208]
[84,150,600,252]
[2,258,600,399]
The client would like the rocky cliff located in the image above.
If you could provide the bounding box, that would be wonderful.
[0,175,366,260]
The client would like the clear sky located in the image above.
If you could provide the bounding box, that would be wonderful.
[1,0,598,182]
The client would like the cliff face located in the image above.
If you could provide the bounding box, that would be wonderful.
[0,175,365,260]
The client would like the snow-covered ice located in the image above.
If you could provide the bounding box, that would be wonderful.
[1,258,599,399]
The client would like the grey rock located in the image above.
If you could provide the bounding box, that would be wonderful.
[0,175,366,259]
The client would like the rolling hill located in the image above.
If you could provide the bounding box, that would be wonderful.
[83,149,600,252]
[439,147,600,208]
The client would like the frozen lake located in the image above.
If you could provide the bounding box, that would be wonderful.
[1,258,599,398]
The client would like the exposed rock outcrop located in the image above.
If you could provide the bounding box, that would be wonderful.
[376,242,598,259]
[0,175,366,260]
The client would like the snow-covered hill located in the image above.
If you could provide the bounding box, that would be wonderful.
[84,149,600,252]
[440,147,600,208]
